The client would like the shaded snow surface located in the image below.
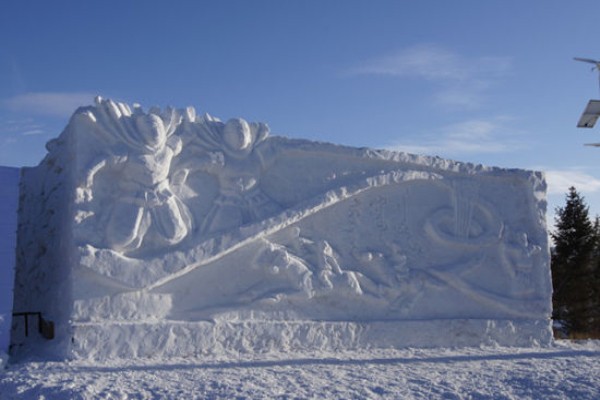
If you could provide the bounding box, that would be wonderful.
[1,340,599,399]
[0,167,19,366]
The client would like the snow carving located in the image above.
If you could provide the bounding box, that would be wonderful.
[75,97,192,254]
[175,116,280,236]
[13,98,554,359]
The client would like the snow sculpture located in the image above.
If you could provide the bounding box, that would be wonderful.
[175,116,280,236]
[12,98,553,359]
[74,98,192,254]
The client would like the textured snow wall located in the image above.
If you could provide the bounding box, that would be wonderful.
[14,98,553,359]
[0,167,19,365]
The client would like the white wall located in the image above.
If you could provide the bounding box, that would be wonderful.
[0,166,20,355]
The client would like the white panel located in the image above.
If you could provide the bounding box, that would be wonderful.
[577,100,600,128]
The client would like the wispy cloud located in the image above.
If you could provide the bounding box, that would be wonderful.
[21,129,44,136]
[346,44,512,108]
[0,117,46,137]
[386,117,525,157]
[348,44,469,80]
[2,92,95,117]
[544,169,600,195]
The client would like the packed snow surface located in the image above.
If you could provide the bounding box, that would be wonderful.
[12,97,552,359]
[1,341,599,399]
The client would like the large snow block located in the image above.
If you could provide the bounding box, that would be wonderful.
[0,166,20,361]
[15,98,552,359]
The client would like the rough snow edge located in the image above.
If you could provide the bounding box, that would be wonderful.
[71,319,553,360]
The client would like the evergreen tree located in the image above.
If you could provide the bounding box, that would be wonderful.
[551,187,597,335]
[590,217,600,334]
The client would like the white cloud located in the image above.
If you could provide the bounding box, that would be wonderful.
[544,169,600,195]
[348,44,469,81]
[346,44,512,109]
[21,129,44,136]
[0,117,46,137]
[433,80,493,108]
[2,92,95,117]
[348,44,511,80]
[387,117,524,156]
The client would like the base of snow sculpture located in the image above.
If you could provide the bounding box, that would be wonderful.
[13,98,552,359]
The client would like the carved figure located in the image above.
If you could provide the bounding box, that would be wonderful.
[78,98,192,254]
[177,116,281,236]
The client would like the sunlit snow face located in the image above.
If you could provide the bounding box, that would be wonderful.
[223,118,252,151]
[135,114,167,150]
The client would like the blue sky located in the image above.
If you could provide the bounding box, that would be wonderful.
[2,0,600,226]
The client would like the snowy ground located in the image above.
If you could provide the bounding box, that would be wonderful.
[1,340,598,399]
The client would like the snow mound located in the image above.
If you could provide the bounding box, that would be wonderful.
[13,97,552,360]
